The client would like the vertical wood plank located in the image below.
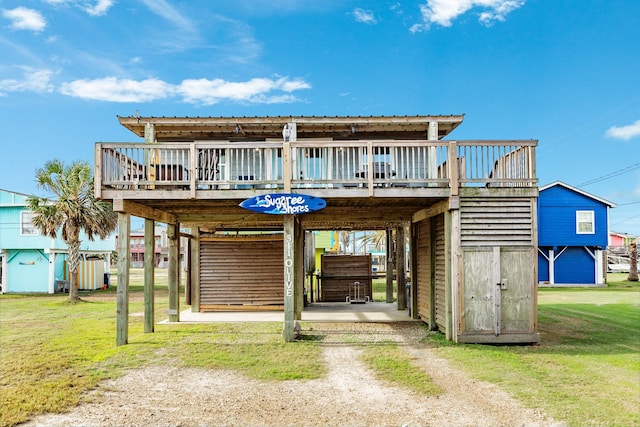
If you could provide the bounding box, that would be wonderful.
[493,246,501,336]
[410,222,419,319]
[116,212,130,346]
[385,228,394,303]
[144,219,155,333]
[283,215,295,342]
[190,228,200,312]
[396,225,407,310]
[168,223,180,322]
[451,208,461,340]
[185,237,191,306]
[444,210,453,341]
[294,218,304,320]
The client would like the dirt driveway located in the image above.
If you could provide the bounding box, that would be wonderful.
[23,323,564,427]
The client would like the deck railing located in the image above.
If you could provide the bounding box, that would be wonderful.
[95,140,536,196]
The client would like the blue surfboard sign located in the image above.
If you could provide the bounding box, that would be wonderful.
[239,193,326,215]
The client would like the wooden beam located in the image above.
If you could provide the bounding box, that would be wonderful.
[143,219,155,333]
[167,223,180,322]
[412,199,449,223]
[112,199,176,224]
[116,213,130,346]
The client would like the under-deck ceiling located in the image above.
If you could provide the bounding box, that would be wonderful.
[117,115,464,141]
[125,196,443,231]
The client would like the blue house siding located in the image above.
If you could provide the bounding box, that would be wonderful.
[1,189,115,293]
[5,250,50,292]
[554,247,595,284]
[537,182,614,285]
[538,185,610,248]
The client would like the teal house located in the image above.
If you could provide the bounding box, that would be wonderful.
[0,189,115,293]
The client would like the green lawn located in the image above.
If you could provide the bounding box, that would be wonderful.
[432,274,640,426]
[1,272,638,427]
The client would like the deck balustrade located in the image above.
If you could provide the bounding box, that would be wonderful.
[95,140,536,197]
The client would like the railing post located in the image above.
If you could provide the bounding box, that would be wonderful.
[95,143,102,199]
[448,141,459,195]
[189,143,196,198]
[283,142,291,192]
[367,141,374,196]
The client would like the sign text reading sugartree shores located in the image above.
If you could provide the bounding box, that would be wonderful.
[239,193,326,215]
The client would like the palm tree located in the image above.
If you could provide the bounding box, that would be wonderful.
[26,160,117,301]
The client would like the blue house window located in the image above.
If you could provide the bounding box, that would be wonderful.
[20,211,39,236]
[576,210,595,234]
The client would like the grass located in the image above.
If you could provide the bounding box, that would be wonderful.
[430,274,640,427]
[361,345,443,396]
[1,271,638,427]
[0,277,323,427]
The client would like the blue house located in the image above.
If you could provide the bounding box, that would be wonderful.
[0,189,115,293]
[537,182,616,286]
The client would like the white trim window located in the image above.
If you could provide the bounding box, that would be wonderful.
[20,211,39,236]
[576,210,595,234]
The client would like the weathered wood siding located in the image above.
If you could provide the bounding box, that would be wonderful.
[459,196,536,338]
[460,197,533,247]
[199,237,284,311]
[416,218,431,324]
[433,214,447,333]
[320,254,372,302]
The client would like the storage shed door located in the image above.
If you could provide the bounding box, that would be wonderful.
[462,246,534,334]
[199,238,284,311]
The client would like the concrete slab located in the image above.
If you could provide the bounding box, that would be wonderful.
[161,301,417,324]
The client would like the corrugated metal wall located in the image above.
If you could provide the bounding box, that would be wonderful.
[199,237,284,311]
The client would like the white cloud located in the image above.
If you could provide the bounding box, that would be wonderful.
[83,0,115,16]
[55,76,310,104]
[353,8,377,24]
[2,7,47,32]
[411,0,524,32]
[177,77,310,105]
[139,0,192,31]
[59,77,174,102]
[0,67,55,94]
[606,120,640,141]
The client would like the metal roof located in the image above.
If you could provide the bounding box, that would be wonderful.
[117,115,465,141]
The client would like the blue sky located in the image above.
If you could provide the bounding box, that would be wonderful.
[1,0,639,236]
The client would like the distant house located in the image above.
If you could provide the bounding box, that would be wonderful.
[116,225,188,269]
[537,182,616,286]
[609,231,636,248]
[0,189,115,293]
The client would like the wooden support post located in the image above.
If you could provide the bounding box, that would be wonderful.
[444,210,453,341]
[143,219,155,333]
[185,237,192,306]
[410,222,419,319]
[451,207,461,341]
[294,218,304,320]
[190,228,200,312]
[386,228,394,303]
[283,215,295,342]
[396,225,407,310]
[116,212,130,346]
[167,223,180,322]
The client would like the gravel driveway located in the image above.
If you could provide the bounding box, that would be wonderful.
[22,323,564,427]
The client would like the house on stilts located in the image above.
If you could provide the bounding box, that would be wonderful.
[96,115,540,345]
